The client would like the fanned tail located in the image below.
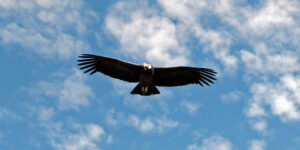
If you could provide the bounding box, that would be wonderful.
[131,83,160,96]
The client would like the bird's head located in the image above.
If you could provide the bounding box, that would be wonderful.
[143,63,152,70]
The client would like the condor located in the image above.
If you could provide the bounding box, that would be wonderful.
[78,54,217,96]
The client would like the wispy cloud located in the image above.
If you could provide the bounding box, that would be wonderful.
[51,123,105,150]
[180,100,201,115]
[105,108,179,134]
[187,135,233,150]
[2,0,300,148]
[105,109,124,128]
[0,23,88,59]
[127,115,179,133]
[105,1,189,66]
[250,119,268,134]
[241,44,300,76]
[194,0,300,133]
[158,0,238,70]
[32,69,94,110]
[33,106,107,150]
[0,107,21,121]
[246,75,300,122]
[105,0,300,136]
[0,0,94,59]
[248,139,266,150]
[38,107,55,121]
[157,0,299,136]
[220,90,244,104]
[247,0,298,35]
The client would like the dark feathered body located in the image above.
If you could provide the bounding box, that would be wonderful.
[131,67,160,95]
[78,54,217,96]
[140,71,153,86]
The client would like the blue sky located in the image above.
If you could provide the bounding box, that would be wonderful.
[1,0,300,150]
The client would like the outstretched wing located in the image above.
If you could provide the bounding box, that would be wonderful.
[153,67,217,87]
[77,54,141,83]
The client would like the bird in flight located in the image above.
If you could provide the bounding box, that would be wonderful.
[78,54,217,96]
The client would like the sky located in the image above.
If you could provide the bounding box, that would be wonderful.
[0,0,300,150]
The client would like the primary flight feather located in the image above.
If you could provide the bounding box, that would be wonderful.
[78,54,217,96]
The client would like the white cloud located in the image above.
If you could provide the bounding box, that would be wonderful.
[105,0,299,74]
[104,1,300,136]
[157,0,300,73]
[105,109,118,127]
[246,74,300,122]
[158,0,235,23]
[246,101,266,118]
[105,108,179,134]
[127,115,179,133]
[38,107,55,121]
[105,109,125,127]
[50,123,105,150]
[250,120,268,134]
[0,107,21,121]
[36,0,60,8]
[209,0,300,46]
[0,0,89,29]
[247,0,298,34]
[106,135,113,144]
[157,0,207,22]
[105,1,188,66]
[34,69,94,110]
[158,0,238,70]
[0,23,88,59]
[220,90,243,104]
[248,139,266,150]
[241,21,300,130]
[223,0,300,133]
[33,106,107,150]
[244,1,300,50]
[192,130,207,141]
[187,135,233,150]
[0,0,34,9]
[180,100,200,115]
[193,29,237,70]
[241,44,300,75]
[0,0,93,59]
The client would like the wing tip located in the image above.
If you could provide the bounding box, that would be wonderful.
[77,54,98,75]
[78,54,98,59]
